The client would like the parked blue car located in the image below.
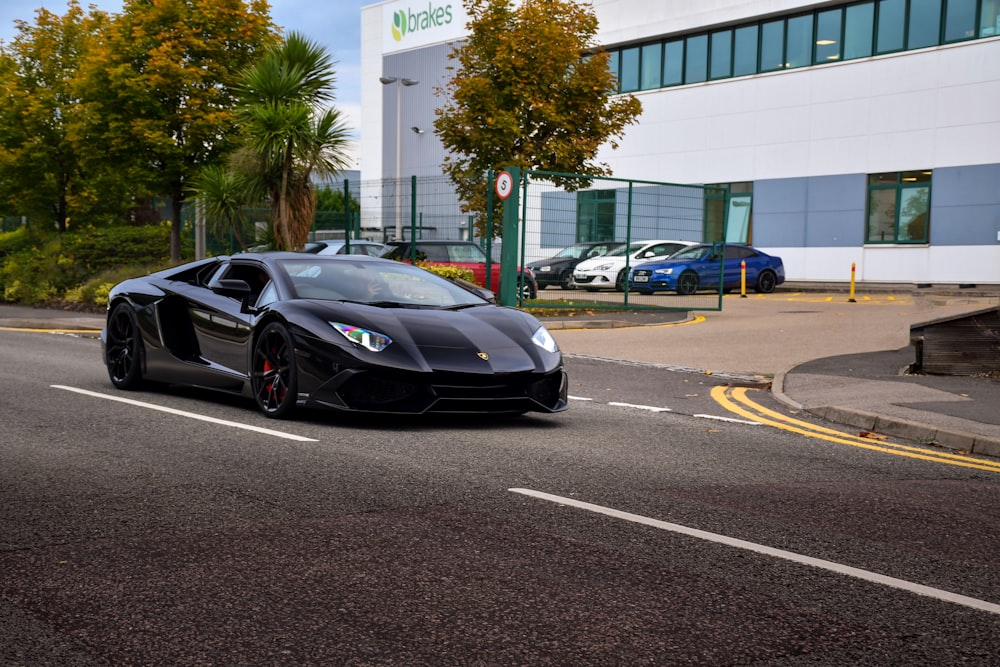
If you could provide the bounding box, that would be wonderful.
[629,244,785,295]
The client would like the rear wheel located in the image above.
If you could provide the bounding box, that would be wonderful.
[756,270,777,294]
[676,271,699,296]
[106,303,144,389]
[252,322,298,419]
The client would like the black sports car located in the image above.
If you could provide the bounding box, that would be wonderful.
[101,253,568,418]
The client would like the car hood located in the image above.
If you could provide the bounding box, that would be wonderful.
[574,256,626,271]
[291,301,556,374]
[527,256,573,268]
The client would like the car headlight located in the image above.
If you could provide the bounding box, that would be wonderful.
[594,263,613,271]
[538,265,551,272]
[653,268,674,275]
[331,322,392,352]
[531,325,558,353]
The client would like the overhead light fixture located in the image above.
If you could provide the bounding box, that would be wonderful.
[816,39,837,46]
[411,126,424,134]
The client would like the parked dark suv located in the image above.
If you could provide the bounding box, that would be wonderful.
[526,241,624,290]
[384,240,537,299]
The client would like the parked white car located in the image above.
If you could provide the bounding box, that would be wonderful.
[572,239,696,291]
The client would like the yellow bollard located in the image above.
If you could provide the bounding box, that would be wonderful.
[849,262,857,302]
[740,260,747,298]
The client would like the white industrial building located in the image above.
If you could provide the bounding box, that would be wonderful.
[361,0,1000,285]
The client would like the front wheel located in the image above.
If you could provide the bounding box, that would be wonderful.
[106,303,144,389]
[252,322,298,419]
[558,270,574,290]
[676,271,699,296]
[756,270,777,294]
[615,269,627,292]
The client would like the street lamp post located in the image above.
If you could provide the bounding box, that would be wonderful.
[379,76,419,241]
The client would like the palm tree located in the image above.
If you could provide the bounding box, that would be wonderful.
[235,32,352,250]
[191,32,351,252]
[188,165,252,251]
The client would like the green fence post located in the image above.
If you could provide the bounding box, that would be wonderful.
[498,167,520,307]
[410,175,417,243]
[343,179,351,251]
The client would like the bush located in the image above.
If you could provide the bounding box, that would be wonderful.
[0,225,176,306]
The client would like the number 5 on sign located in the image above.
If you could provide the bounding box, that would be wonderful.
[495,170,514,200]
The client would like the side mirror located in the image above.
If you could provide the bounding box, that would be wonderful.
[212,278,252,298]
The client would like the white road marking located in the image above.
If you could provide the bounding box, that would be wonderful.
[694,413,762,425]
[509,488,1000,617]
[568,395,594,401]
[52,385,318,442]
[608,401,673,413]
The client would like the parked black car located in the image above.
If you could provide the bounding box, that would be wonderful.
[526,241,624,290]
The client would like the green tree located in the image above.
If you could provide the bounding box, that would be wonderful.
[79,0,277,262]
[434,0,642,237]
[0,1,116,230]
[315,185,360,214]
[230,32,352,251]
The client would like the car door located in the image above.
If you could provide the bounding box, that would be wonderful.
[185,261,262,382]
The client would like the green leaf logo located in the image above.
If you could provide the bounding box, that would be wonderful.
[392,10,406,41]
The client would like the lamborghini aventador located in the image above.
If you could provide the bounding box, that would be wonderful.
[101,253,567,419]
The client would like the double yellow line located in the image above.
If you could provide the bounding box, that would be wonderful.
[711,385,1000,474]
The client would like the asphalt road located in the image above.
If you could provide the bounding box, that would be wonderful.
[2,329,999,665]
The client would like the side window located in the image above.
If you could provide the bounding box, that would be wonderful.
[448,245,483,262]
[257,281,278,308]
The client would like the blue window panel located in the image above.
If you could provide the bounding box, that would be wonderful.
[663,40,684,86]
[733,25,759,75]
[908,0,942,49]
[876,0,906,54]
[815,9,843,63]
[685,34,708,83]
[786,15,814,68]
[619,46,640,92]
[710,29,732,79]
[607,50,620,92]
[760,19,786,71]
[945,0,978,41]
[640,43,662,90]
[844,2,875,59]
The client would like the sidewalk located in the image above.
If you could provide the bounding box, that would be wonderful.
[2,286,999,458]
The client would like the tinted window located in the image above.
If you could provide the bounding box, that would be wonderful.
[876,0,906,53]
[685,34,708,83]
[908,0,941,49]
[844,2,875,59]
[733,25,759,75]
[760,19,785,71]
[786,15,814,68]
[815,9,843,62]
[945,0,978,41]
[663,40,684,85]
[710,30,732,79]
[640,43,662,89]
[620,46,639,92]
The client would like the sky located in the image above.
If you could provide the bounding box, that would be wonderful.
[0,0,370,137]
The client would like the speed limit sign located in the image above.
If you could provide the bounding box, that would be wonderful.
[495,170,514,200]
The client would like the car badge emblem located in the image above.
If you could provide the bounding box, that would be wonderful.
[477,352,489,361]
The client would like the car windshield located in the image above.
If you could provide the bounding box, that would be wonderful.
[606,242,644,257]
[553,244,596,259]
[277,258,490,308]
[670,246,713,260]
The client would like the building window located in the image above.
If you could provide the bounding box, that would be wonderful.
[980,0,1000,37]
[577,190,617,242]
[866,171,931,244]
[733,25,759,75]
[663,39,684,86]
[685,34,708,83]
[710,29,733,79]
[816,9,843,62]
[705,183,753,244]
[640,43,662,89]
[786,14,814,68]
[619,46,640,92]
[844,2,876,59]
[760,19,785,71]
[946,0,979,40]
[876,0,906,54]
[908,0,942,49]
[608,50,620,92]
